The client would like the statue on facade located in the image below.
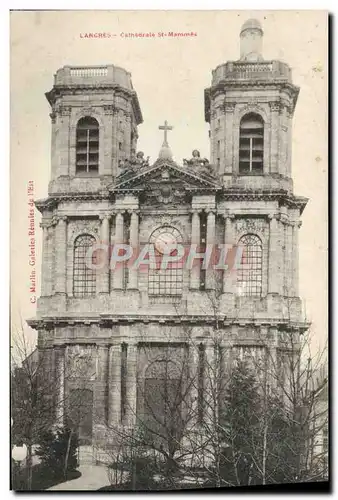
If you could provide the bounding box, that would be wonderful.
[118,151,150,177]
[183,149,210,167]
[183,149,215,177]
[133,151,150,168]
[118,158,135,177]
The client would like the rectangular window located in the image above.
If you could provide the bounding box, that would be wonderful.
[239,114,264,174]
[76,117,99,174]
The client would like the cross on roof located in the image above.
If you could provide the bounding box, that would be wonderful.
[158,120,173,145]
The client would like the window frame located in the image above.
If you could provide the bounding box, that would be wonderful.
[73,234,97,298]
[148,226,184,300]
[239,113,264,175]
[236,233,263,296]
[75,116,100,175]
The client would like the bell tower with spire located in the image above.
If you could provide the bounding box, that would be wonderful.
[205,18,299,192]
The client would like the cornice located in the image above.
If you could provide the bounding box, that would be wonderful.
[218,189,308,213]
[205,80,300,120]
[45,83,143,125]
[34,189,308,214]
[34,191,111,213]
[27,315,310,332]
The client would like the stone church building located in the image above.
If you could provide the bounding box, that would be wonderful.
[29,19,309,453]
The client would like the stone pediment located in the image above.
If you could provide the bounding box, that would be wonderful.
[109,158,221,194]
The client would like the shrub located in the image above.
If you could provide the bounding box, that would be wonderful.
[35,426,78,478]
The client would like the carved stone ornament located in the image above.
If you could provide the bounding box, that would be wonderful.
[67,345,97,380]
[235,218,268,234]
[118,151,150,178]
[68,220,99,243]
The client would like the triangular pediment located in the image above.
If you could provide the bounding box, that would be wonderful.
[109,158,221,193]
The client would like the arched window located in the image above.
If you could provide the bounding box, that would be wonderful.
[73,234,96,297]
[239,113,264,174]
[148,226,183,300]
[237,234,263,296]
[76,117,99,174]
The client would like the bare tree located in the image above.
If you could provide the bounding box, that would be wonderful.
[11,319,96,489]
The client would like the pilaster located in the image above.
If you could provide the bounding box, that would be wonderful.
[223,214,236,294]
[112,212,125,290]
[108,344,122,426]
[269,101,280,174]
[190,210,201,290]
[205,210,216,290]
[55,347,65,425]
[125,343,138,427]
[98,215,111,294]
[127,211,139,290]
[54,216,67,294]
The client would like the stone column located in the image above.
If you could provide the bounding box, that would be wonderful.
[108,344,122,426]
[127,211,139,289]
[124,114,132,157]
[204,344,215,426]
[57,106,71,177]
[292,221,301,297]
[219,344,231,414]
[113,212,124,289]
[50,111,57,181]
[223,215,235,293]
[286,221,294,296]
[103,105,115,176]
[54,216,67,294]
[268,215,279,294]
[224,103,235,174]
[47,224,55,296]
[125,343,138,427]
[188,344,200,429]
[98,215,111,293]
[55,348,65,425]
[112,109,119,175]
[205,210,216,290]
[40,223,49,297]
[190,211,201,290]
[270,102,280,174]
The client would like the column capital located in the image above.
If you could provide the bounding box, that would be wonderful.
[113,209,127,217]
[103,104,117,115]
[190,209,201,216]
[58,105,72,117]
[269,101,281,112]
[99,214,111,222]
[267,213,278,221]
[127,209,140,215]
[205,208,216,215]
[54,215,68,224]
[127,342,138,351]
[223,213,235,221]
[297,221,303,229]
[224,102,236,114]
[276,214,289,225]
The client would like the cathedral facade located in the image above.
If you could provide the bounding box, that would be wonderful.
[29,19,309,452]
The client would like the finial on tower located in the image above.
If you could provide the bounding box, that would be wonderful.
[240,18,264,62]
[158,120,173,160]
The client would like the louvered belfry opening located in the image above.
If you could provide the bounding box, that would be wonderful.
[239,113,264,174]
[76,116,99,174]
